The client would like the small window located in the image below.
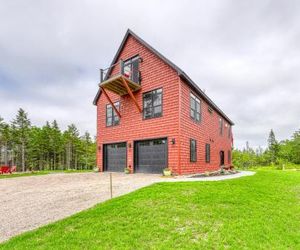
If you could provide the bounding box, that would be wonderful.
[219,118,223,135]
[143,88,162,119]
[205,144,210,163]
[228,125,231,138]
[190,93,201,122]
[190,139,197,162]
[228,150,231,164]
[106,101,120,127]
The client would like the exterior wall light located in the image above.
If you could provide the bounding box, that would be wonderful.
[171,138,176,145]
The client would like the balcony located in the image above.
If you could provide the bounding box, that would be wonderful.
[100,74,140,96]
[99,57,141,96]
[99,57,142,116]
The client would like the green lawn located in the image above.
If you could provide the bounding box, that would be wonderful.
[0,169,92,179]
[248,163,300,171]
[0,172,49,179]
[1,171,299,249]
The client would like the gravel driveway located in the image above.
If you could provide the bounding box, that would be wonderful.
[0,172,161,243]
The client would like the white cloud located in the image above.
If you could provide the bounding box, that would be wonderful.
[0,0,299,147]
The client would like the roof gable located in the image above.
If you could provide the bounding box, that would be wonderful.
[93,29,234,125]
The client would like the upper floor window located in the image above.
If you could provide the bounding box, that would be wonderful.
[190,93,201,122]
[122,56,140,84]
[205,143,210,163]
[143,88,162,119]
[228,125,231,138]
[106,102,120,127]
[219,118,223,135]
[190,139,197,162]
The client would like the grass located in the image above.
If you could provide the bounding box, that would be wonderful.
[0,172,49,179]
[249,164,300,171]
[0,169,92,179]
[239,163,300,171]
[1,171,300,249]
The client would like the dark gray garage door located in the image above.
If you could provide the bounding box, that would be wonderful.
[134,138,167,173]
[104,142,127,172]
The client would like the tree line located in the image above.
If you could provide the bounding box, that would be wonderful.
[0,108,96,171]
[233,128,300,169]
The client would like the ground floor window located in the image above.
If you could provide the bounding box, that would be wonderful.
[205,143,210,163]
[190,139,197,162]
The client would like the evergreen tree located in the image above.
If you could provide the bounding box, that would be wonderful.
[80,131,95,169]
[64,124,80,169]
[11,109,31,171]
[267,129,280,164]
[42,121,52,169]
[0,117,10,164]
[1,110,96,171]
[291,130,300,164]
[82,131,91,168]
[51,120,63,170]
[28,127,44,170]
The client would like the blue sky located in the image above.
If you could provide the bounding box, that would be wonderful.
[0,0,300,149]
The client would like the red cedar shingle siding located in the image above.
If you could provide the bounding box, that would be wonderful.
[97,35,180,172]
[179,79,232,173]
[96,32,233,174]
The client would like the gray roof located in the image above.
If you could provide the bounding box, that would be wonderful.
[93,29,234,125]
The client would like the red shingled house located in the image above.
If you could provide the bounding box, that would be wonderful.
[93,29,234,174]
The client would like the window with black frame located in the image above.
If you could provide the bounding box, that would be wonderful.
[219,118,223,135]
[190,93,201,122]
[190,139,197,162]
[123,56,140,84]
[228,125,231,138]
[143,88,162,119]
[228,150,231,164]
[205,143,210,163]
[106,102,120,127]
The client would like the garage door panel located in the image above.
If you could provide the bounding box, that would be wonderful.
[104,143,126,172]
[135,138,167,173]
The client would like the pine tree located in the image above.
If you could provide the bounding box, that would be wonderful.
[1,110,98,171]
[42,121,52,170]
[0,117,7,164]
[64,124,80,169]
[267,129,280,164]
[11,109,31,171]
[28,127,43,170]
[51,120,62,170]
[291,129,300,164]
[81,131,93,169]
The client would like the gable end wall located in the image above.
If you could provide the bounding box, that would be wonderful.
[97,35,181,172]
